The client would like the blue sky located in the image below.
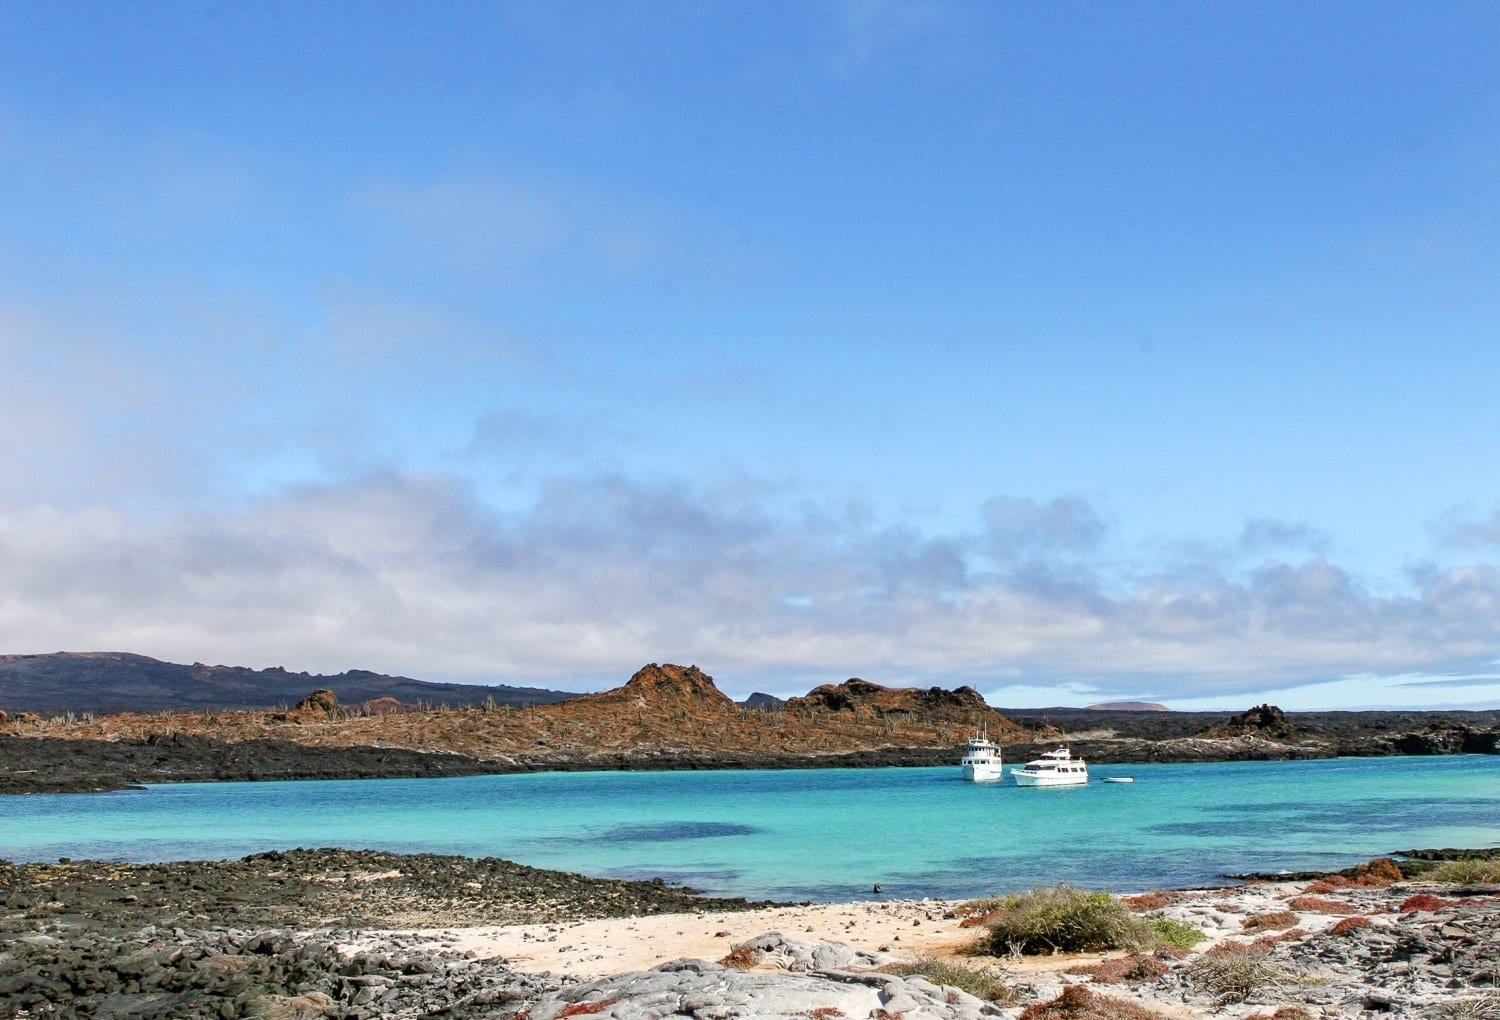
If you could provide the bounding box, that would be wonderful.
[2,2,1499,709]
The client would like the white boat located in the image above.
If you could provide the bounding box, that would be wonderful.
[1011,746,1088,787]
[1102,776,1134,784]
[960,729,1004,782]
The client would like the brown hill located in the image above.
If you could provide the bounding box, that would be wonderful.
[571,663,737,714]
[1086,701,1171,712]
[4,663,1036,763]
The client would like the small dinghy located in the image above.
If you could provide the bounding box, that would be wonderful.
[1102,776,1135,783]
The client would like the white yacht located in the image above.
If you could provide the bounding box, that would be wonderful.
[1011,746,1088,787]
[960,729,1004,782]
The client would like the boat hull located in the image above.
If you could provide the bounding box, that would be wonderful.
[963,763,1004,782]
[1011,769,1088,787]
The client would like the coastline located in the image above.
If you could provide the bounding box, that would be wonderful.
[3,847,1495,1018]
[5,730,1496,796]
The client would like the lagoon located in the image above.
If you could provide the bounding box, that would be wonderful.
[5,756,1497,901]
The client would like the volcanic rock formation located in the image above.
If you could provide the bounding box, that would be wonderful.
[1200,703,1300,739]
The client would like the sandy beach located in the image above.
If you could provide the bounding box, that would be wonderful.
[381,897,975,976]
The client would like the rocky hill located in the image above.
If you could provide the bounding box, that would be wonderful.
[0,652,576,714]
[3,664,1497,794]
[0,663,1044,790]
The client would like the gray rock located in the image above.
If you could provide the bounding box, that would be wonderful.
[522,957,1005,1020]
[729,931,912,972]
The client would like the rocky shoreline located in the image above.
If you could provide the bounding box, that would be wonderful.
[4,730,1497,796]
[2,848,1496,1018]
[0,848,772,1019]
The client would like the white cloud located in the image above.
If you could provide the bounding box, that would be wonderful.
[1435,505,1500,549]
[2,472,1498,707]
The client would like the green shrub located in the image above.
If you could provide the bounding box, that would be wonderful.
[882,957,1017,1003]
[1148,917,1204,949]
[1426,858,1500,884]
[972,886,1164,956]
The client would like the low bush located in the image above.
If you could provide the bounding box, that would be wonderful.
[881,957,1017,1004]
[1303,856,1406,894]
[954,896,1008,928]
[1399,892,1470,912]
[1018,985,1170,1020]
[1354,857,1404,885]
[1328,916,1372,935]
[1241,911,1299,933]
[717,944,760,969]
[1121,890,1174,912]
[1186,948,1301,1004]
[1066,954,1171,984]
[1426,858,1500,884]
[1284,895,1358,915]
[972,886,1196,957]
[1148,917,1204,949]
[1428,995,1500,1019]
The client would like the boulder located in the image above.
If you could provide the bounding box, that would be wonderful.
[293,689,340,716]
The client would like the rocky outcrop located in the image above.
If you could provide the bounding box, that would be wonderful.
[1200,703,1301,740]
[615,662,738,713]
[521,957,1001,1020]
[787,678,1025,727]
[294,688,340,715]
[1339,722,1500,757]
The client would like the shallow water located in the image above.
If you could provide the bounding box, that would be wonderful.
[5,756,1497,901]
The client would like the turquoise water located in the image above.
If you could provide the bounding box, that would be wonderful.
[4,756,1497,901]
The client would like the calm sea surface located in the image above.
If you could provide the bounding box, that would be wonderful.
[4,756,1497,901]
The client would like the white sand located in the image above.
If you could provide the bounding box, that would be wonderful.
[403,899,975,976]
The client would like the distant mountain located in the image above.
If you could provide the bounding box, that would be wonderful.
[1086,701,1171,712]
[0,652,577,715]
[741,692,785,711]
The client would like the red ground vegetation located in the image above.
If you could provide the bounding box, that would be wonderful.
[1398,893,1475,912]
[717,944,761,969]
[1303,857,1404,894]
[1241,910,1299,933]
[1121,891,1175,912]
[1018,985,1169,1020]
[1284,895,1359,914]
[1066,955,1172,984]
[1328,917,1373,935]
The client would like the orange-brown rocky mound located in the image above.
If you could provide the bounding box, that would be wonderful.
[570,663,737,715]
